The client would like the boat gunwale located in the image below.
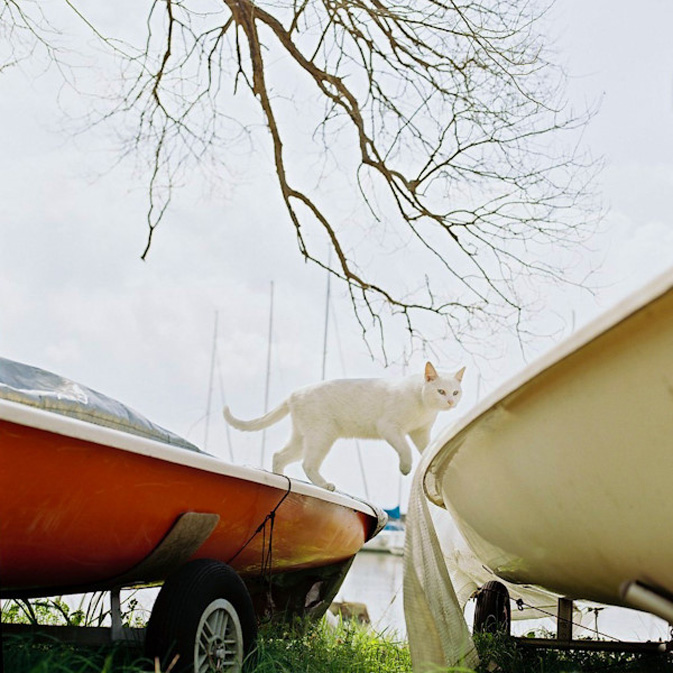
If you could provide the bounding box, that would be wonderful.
[0,397,385,529]
[424,266,673,507]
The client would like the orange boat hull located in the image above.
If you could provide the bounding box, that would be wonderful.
[0,409,381,598]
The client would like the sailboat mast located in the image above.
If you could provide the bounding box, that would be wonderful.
[216,354,236,462]
[204,311,219,450]
[320,259,370,499]
[321,258,332,381]
[261,281,274,467]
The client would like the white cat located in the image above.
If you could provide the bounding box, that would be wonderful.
[223,362,465,491]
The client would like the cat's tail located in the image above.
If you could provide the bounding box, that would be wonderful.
[223,400,290,432]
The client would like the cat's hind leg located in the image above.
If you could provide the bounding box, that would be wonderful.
[272,428,304,475]
[301,434,337,491]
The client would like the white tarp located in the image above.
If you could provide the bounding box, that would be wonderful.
[403,433,561,672]
[403,443,479,671]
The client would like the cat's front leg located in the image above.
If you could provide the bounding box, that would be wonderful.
[377,423,413,476]
[304,460,336,491]
[409,427,431,453]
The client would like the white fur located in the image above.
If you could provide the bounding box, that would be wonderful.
[223,362,465,491]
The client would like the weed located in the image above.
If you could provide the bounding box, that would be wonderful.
[1,592,147,629]
[252,617,411,673]
[473,630,673,673]
[4,606,673,672]
[1,633,151,673]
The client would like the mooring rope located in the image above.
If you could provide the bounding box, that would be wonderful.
[478,584,635,643]
[226,475,292,568]
[475,585,672,673]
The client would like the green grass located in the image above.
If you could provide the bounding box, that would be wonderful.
[0,633,150,673]
[0,620,411,673]
[474,630,673,673]
[3,618,673,673]
[252,618,411,673]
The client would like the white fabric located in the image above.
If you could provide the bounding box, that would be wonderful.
[403,437,562,671]
[403,446,479,671]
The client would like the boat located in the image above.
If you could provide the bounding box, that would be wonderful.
[404,267,673,671]
[0,357,385,671]
[424,267,673,614]
[362,506,405,556]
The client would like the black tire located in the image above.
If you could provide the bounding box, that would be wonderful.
[473,580,511,635]
[145,559,258,673]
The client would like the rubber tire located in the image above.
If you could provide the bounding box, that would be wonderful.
[145,559,258,673]
[473,580,511,635]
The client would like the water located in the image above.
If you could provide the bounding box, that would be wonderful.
[335,550,406,637]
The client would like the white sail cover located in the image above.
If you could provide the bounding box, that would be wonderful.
[0,357,202,453]
[403,442,480,671]
[404,426,560,672]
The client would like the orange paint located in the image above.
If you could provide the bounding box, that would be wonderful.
[0,418,376,596]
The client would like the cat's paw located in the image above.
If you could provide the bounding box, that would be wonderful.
[400,461,412,476]
[323,482,336,491]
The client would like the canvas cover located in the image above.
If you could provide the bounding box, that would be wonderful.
[0,357,202,453]
[403,445,480,671]
[404,433,560,672]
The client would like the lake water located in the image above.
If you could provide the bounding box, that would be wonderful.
[335,550,406,637]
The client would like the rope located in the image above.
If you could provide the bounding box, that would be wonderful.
[476,585,621,642]
[224,476,292,620]
[472,587,673,672]
[475,585,672,672]
[511,594,621,642]
[226,475,292,568]
[510,592,673,673]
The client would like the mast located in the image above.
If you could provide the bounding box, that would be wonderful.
[216,354,236,462]
[260,281,274,467]
[204,311,219,450]
[321,250,332,380]
[322,268,370,500]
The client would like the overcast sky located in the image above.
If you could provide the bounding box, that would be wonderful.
[1,0,672,506]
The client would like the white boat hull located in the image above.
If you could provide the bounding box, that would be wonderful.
[425,270,673,608]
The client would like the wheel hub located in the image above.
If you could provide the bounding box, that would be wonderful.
[195,598,244,672]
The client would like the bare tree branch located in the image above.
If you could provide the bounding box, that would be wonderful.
[4,0,601,358]
[0,0,63,71]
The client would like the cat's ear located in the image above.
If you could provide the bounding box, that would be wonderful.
[455,366,466,382]
[425,362,438,382]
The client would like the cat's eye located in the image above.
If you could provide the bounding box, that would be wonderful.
[453,390,459,396]
[437,389,446,396]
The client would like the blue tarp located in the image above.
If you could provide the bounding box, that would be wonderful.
[384,506,404,530]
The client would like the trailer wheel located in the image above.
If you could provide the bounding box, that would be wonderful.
[145,559,257,673]
[473,580,511,635]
